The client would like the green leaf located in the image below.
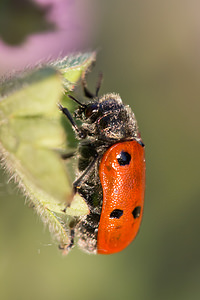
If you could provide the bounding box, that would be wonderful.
[52,52,96,90]
[0,52,94,248]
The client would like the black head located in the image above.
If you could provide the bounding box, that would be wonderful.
[72,93,139,142]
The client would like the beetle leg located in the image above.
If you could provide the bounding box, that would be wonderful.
[60,152,76,160]
[73,154,98,192]
[58,103,86,139]
[58,228,75,254]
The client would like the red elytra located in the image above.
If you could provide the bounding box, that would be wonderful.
[97,140,145,254]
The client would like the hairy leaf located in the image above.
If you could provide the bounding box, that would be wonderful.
[0,52,95,248]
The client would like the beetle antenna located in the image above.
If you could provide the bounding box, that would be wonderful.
[68,95,86,108]
[81,72,95,99]
[96,72,103,96]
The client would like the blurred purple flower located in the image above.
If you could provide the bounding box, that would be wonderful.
[0,0,98,75]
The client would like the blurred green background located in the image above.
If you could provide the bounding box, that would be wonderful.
[0,1,200,300]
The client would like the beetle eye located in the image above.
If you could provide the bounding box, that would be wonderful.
[85,104,98,118]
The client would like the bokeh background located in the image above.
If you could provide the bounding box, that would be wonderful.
[0,1,200,300]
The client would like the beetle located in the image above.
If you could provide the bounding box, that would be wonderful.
[59,72,145,254]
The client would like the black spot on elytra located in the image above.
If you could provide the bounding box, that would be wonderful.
[132,206,141,219]
[110,209,123,219]
[117,151,131,166]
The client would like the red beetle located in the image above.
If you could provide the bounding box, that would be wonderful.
[59,73,145,254]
